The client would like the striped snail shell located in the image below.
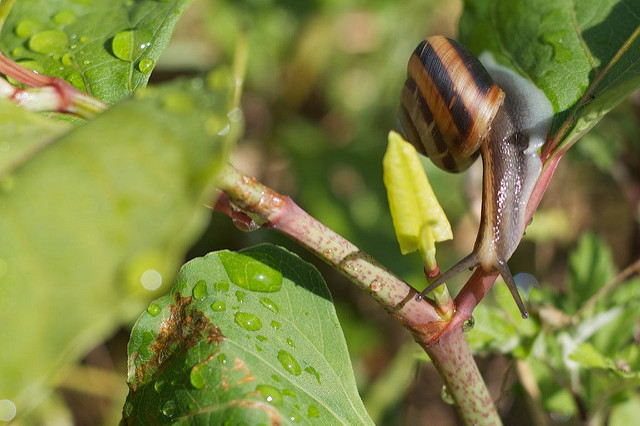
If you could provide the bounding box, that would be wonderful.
[398,36,553,318]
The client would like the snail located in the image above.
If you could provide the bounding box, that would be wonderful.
[397,36,553,318]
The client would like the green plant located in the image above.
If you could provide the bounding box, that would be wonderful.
[0,0,639,425]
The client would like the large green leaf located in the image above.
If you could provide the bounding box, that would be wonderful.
[0,72,240,416]
[0,0,192,103]
[460,0,640,150]
[123,244,373,425]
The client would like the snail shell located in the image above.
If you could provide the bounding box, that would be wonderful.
[398,36,553,318]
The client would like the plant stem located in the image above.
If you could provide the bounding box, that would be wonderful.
[215,165,502,423]
[0,53,107,118]
[423,327,501,425]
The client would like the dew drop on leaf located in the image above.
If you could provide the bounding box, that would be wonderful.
[15,19,41,38]
[154,380,165,393]
[219,251,283,292]
[213,280,229,293]
[290,412,301,423]
[235,291,245,303]
[307,405,319,419]
[257,335,267,342]
[112,29,151,62]
[53,10,76,26]
[192,279,208,300]
[190,365,207,389]
[259,297,279,314]
[282,388,296,398]
[138,57,155,74]
[271,320,281,330]
[28,30,68,54]
[257,384,283,405]
[304,366,321,384]
[161,399,177,418]
[61,53,74,66]
[211,301,226,312]
[146,303,161,316]
[11,47,25,58]
[277,350,301,376]
[217,354,227,365]
[286,338,295,348]
[123,401,133,417]
[234,312,262,331]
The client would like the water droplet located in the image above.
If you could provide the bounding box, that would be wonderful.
[462,315,475,332]
[192,279,208,300]
[15,19,42,38]
[65,70,84,90]
[290,412,301,423]
[282,388,296,397]
[111,29,152,61]
[154,380,165,392]
[540,32,572,63]
[307,405,319,418]
[277,350,301,376]
[138,57,155,74]
[255,344,262,352]
[11,46,25,57]
[219,251,283,292]
[190,365,207,389]
[304,366,321,384]
[257,335,268,342]
[271,320,281,330]
[140,269,162,290]
[29,30,68,54]
[227,107,242,123]
[217,354,227,365]
[0,399,17,422]
[286,338,295,348]
[53,10,76,25]
[235,291,245,303]
[211,301,226,312]
[147,303,161,316]
[259,297,279,314]
[61,52,74,66]
[271,374,281,383]
[370,279,382,292]
[123,401,133,417]
[234,312,262,331]
[161,90,195,113]
[212,280,229,292]
[440,384,455,405]
[161,399,177,418]
[257,384,283,405]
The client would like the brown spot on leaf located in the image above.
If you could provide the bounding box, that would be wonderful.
[132,292,225,390]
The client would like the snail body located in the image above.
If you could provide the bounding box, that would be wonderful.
[397,36,553,318]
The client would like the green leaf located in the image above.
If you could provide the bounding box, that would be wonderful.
[0,0,193,103]
[569,343,639,378]
[123,244,373,425]
[609,395,640,426]
[0,98,71,178]
[0,73,240,415]
[460,0,640,150]
[567,233,615,313]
